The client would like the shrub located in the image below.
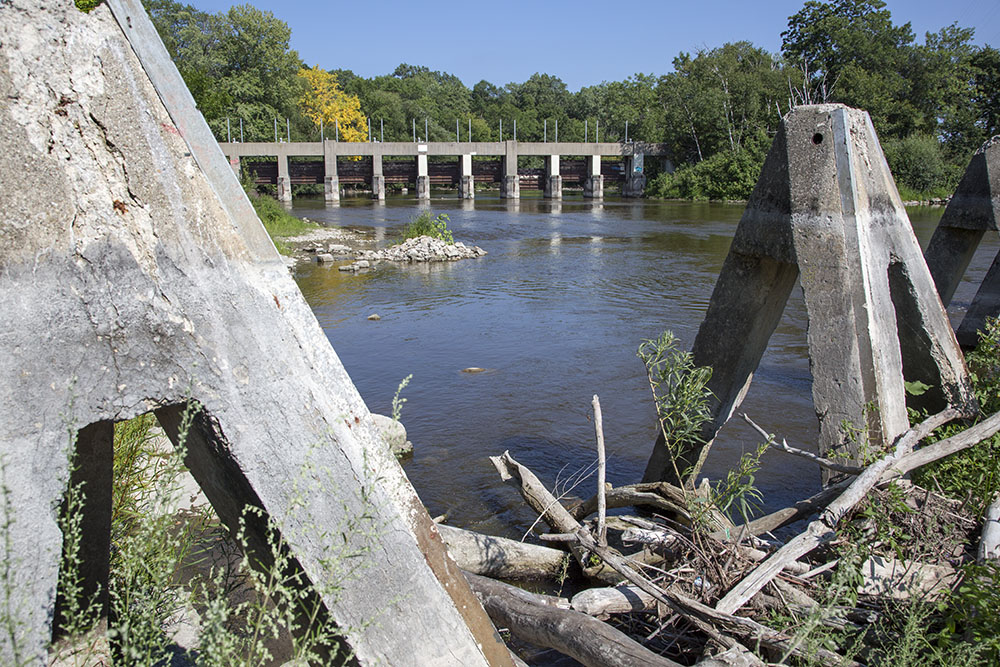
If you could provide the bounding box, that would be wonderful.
[883,134,960,198]
[646,139,767,201]
[403,211,453,244]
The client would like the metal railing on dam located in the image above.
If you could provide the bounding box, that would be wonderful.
[219,140,672,202]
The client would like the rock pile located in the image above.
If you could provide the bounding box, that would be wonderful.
[359,235,487,263]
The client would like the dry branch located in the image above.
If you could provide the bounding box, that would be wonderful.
[593,394,608,547]
[742,414,862,475]
[715,407,973,615]
[573,530,852,667]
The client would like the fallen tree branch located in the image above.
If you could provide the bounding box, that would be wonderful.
[572,482,690,521]
[714,407,967,615]
[573,530,851,667]
[437,523,573,580]
[464,571,683,667]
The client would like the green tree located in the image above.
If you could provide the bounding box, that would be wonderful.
[781,0,916,137]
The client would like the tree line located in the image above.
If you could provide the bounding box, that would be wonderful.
[145,0,998,200]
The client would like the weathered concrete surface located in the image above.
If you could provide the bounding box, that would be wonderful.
[645,105,975,486]
[0,1,508,664]
[922,136,1000,348]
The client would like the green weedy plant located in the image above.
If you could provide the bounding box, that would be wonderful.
[638,330,714,488]
[913,316,1000,516]
[392,374,413,422]
[403,211,454,244]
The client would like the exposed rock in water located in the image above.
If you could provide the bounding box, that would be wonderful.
[371,414,413,456]
[357,235,487,264]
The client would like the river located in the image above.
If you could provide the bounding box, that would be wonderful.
[288,193,993,539]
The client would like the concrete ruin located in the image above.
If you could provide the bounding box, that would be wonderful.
[645,104,976,486]
[0,1,510,663]
[921,136,1000,349]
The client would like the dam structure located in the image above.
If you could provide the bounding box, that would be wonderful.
[220,139,672,202]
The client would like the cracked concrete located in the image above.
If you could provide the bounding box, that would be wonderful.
[0,1,507,664]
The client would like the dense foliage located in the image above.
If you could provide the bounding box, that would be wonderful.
[145,0,997,199]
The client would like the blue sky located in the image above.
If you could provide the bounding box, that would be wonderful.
[186,0,1000,91]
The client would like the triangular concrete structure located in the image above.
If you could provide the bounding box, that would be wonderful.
[0,1,508,664]
[922,136,1000,348]
[644,105,975,486]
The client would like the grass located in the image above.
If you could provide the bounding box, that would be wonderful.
[247,194,317,255]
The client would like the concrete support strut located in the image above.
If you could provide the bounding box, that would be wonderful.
[544,154,562,199]
[323,140,339,203]
[644,105,975,487]
[622,154,646,198]
[584,155,603,199]
[459,153,475,199]
[416,152,430,200]
[502,140,520,199]
[371,151,385,201]
[276,152,292,202]
[0,2,509,664]
[922,136,1000,348]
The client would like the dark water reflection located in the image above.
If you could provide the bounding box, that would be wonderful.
[290,193,994,539]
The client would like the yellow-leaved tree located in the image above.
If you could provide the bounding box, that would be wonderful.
[297,66,368,142]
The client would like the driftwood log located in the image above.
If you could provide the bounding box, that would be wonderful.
[436,523,572,580]
[464,572,682,667]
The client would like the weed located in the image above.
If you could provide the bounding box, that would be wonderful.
[637,330,714,487]
[391,374,412,422]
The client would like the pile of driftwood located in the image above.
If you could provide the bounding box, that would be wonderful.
[439,399,1000,666]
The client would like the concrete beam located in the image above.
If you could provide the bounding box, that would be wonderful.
[922,136,1000,348]
[0,2,510,663]
[219,140,672,158]
[645,105,975,487]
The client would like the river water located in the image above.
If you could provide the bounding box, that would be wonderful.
[289,193,993,539]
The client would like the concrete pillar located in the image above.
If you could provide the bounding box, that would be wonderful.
[416,153,430,200]
[583,154,603,199]
[323,140,339,203]
[921,137,1000,348]
[623,154,646,198]
[459,153,474,199]
[2,2,512,662]
[501,140,519,199]
[372,150,385,201]
[644,104,975,487]
[228,153,240,176]
[544,154,562,199]
[276,151,291,202]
